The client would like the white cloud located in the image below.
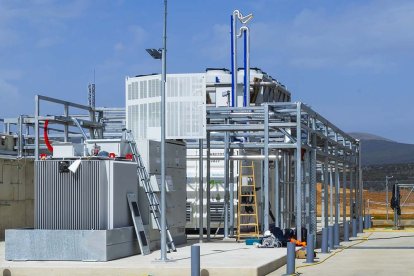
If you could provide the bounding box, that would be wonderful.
[193,23,229,62]
[0,79,21,116]
[201,0,414,72]
[0,69,23,80]
[36,36,63,48]
[279,1,414,70]
[114,42,125,52]
[0,0,91,49]
[129,25,148,46]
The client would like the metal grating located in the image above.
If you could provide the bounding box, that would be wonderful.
[35,160,102,230]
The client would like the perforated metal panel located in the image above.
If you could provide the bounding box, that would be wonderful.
[126,74,206,140]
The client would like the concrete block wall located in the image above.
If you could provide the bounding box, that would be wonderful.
[0,158,34,240]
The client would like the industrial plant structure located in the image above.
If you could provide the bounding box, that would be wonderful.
[0,9,363,265]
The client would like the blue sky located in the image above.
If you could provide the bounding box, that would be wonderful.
[0,0,413,142]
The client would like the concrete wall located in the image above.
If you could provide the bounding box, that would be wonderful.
[0,158,34,240]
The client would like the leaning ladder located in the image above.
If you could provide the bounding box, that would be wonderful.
[126,130,177,252]
[237,160,260,240]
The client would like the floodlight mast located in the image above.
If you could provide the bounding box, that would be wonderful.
[146,1,168,262]
[160,0,168,262]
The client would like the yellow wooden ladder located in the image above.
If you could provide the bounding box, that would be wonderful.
[237,161,259,240]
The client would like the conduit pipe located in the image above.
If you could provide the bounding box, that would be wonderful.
[187,155,281,160]
[237,26,250,107]
[231,11,238,107]
[43,120,53,153]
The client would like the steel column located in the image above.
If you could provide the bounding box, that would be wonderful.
[295,102,302,240]
[329,165,333,225]
[229,149,235,236]
[64,104,69,142]
[264,104,270,231]
[358,143,363,219]
[281,151,286,229]
[223,128,230,238]
[274,152,280,228]
[198,139,204,242]
[323,146,329,228]
[305,149,310,232]
[309,133,317,237]
[206,131,211,241]
[350,167,354,220]
[18,115,23,157]
[343,164,347,224]
[35,95,39,160]
[335,158,340,225]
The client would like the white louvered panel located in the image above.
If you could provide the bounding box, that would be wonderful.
[127,84,132,100]
[126,73,206,140]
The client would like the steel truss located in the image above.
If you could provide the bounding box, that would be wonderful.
[193,102,362,241]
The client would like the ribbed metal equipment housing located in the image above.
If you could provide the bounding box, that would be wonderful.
[35,160,103,230]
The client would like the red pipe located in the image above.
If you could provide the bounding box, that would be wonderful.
[44,120,53,152]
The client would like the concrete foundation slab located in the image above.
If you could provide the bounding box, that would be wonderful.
[5,227,139,261]
[1,238,288,276]
[270,231,414,275]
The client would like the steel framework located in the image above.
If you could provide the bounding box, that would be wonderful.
[2,96,363,244]
[190,102,362,241]
[1,95,125,159]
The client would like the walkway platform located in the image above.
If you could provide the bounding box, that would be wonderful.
[1,238,287,276]
[270,231,414,275]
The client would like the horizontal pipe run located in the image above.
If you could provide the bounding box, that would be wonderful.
[187,154,280,160]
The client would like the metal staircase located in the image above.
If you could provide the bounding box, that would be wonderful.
[125,130,177,253]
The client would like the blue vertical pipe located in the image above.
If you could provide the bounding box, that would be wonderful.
[243,29,247,107]
[230,15,235,107]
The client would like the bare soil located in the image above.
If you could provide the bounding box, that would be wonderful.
[315,183,414,219]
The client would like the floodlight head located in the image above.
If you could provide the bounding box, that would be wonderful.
[146,48,162,60]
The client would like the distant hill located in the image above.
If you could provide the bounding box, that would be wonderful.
[349,132,414,165]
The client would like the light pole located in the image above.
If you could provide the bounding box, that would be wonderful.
[146,0,168,261]
[385,175,393,221]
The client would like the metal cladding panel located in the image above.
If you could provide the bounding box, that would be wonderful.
[35,160,104,230]
[126,73,206,140]
[5,228,139,261]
